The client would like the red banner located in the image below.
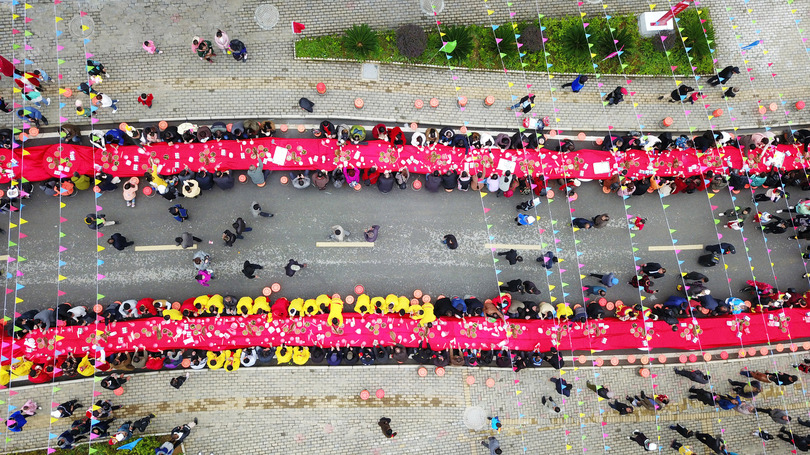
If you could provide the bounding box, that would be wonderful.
[652,0,693,26]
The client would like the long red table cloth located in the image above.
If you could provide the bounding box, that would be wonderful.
[3,137,807,183]
[9,309,809,364]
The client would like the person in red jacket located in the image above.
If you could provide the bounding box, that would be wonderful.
[28,364,54,384]
[137,298,158,317]
[144,351,165,370]
[271,298,289,320]
[137,93,153,108]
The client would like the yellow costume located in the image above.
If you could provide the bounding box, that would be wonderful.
[392,296,410,315]
[288,298,304,317]
[276,346,293,364]
[206,294,224,315]
[224,349,242,372]
[237,297,254,316]
[207,351,227,370]
[419,303,436,327]
[303,298,319,316]
[355,294,372,314]
[10,358,32,379]
[193,295,209,311]
[316,294,331,313]
[292,346,310,365]
[370,296,385,314]
[77,354,95,377]
[409,302,423,320]
[0,365,9,386]
[556,303,573,320]
[253,296,271,314]
[163,308,183,321]
[328,299,345,327]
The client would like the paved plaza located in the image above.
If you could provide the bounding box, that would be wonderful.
[1,0,810,454]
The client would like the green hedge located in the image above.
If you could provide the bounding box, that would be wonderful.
[295,11,714,75]
[7,436,171,455]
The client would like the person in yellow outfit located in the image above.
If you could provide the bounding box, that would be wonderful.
[150,165,168,192]
[556,302,573,322]
[193,295,209,312]
[237,297,253,316]
[253,296,271,314]
[275,346,293,364]
[224,349,242,372]
[370,296,385,314]
[303,298,320,316]
[409,301,423,320]
[328,297,345,327]
[206,294,224,315]
[355,294,372,314]
[207,351,227,370]
[163,308,183,321]
[292,346,310,365]
[77,354,95,377]
[0,365,9,386]
[288,298,304,317]
[391,296,410,316]
[10,358,32,379]
[419,302,437,327]
[316,294,331,313]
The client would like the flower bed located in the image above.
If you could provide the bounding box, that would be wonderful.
[295,11,714,76]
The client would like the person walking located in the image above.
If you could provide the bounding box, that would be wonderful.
[590,272,619,287]
[561,75,588,92]
[242,261,263,279]
[250,201,273,218]
[328,225,350,242]
[673,367,710,384]
[107,233,134,251]
[550,377,571,396]
[222,230,237,247]
[94,93,118,113]
[608,400,633,415]
[142,40,163,54]
[707,65,740,86]
[659,85,694,102]
[586,380,614,399]
[670,423,694,438]
[285,259,306,277]
[756,407,791,424]
[481,436,502,455]
[604,86,627,106]
[640,262,666,278]
[497,249,523,265]
[233,217,251,239]
[85,213,116,229]
[507,94,535,113]
[694,432,726,454]
[17,106,48,126]
[378,417,396,438]
[628,430,657,451]
[175,232,202,249]
[537,251,558,269]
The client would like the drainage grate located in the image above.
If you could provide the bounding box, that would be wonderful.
[69,14,95,39]
[254,4,280,30]
[420,0,445,15]
[361,63,379,81]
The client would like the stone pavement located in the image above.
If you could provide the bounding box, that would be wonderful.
[3,351,810,454]
[0,0,808,137]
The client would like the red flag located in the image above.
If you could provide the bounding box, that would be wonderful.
[292,22,305,34]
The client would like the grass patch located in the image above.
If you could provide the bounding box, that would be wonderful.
[295,12,715,75]
[6,436,171,455]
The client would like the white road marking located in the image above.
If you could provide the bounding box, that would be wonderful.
[134,244,197,251]
[648,244,704,251]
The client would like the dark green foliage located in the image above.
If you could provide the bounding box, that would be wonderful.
[559,20,590,61]
[520,24,544,53]
[444,25,473,59]
[679,9,715,60]
[396,24,427,58]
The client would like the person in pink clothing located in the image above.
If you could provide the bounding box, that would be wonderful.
[142,40,163,55]
[214,30,230,52]
[122,177,139,208]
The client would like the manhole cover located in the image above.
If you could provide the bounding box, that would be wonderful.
[254,4,279,30]
[462,406,488,430]
[420,0,445,15]
[361,63,379,81]
[69,15,95,39]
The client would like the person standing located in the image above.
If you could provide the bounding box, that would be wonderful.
[175,232,202,249]
[169,204,188,222]
[107,233,134,251]
[329,225,350,242]
[242,261,263,279]
[232,217,251,239]
[222,230,237,247]
[497,249,523,265]
[442,234,458,250]
[214,30,230,52]
[142,40,163,55]
[561,75,588,92]
[196,39,215,63]
[137,93,154,108]
[363,225,379,242]
[537,251,558,269]
[378,417,396,438]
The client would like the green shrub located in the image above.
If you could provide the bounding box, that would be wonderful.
[443,25,473,60]
[679,9,714,60]
[396,24,427,58]
[343,24,378,57]
[559,20,590,61]
[593,27,635,61]
[485,25,520,59]
[520,24,544,53]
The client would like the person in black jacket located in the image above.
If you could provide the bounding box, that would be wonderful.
[441,170,458,192]
[377,171,395,193]
[707,65,740,86]
[107,233,134,251]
